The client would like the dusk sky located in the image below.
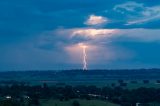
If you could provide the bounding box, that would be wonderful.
[1,0,160,70]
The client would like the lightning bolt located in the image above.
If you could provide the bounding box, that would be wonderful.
[82,46,87,70]
[79,43,88,70]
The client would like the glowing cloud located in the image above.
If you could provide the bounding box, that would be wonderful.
[84,15,108,26]
[56,28,117,40]
[72,28,116,38]
[53,14,117,70]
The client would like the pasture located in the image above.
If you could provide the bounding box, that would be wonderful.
[41,99,120,106]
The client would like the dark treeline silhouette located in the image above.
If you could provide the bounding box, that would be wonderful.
[1,69,160,82]
[0,83,160,106]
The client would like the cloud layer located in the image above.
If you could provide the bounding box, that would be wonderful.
[114,1,160,25]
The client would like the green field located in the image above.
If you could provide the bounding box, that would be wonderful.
[41,99,120,106]
[32,80,160,89]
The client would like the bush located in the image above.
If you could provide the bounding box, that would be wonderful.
[72,100,80,106]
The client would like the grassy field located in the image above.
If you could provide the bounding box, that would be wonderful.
[40,99,120,106]
[33,80,160,89]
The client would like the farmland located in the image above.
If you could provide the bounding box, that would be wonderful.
[1,69,160,89]
[41,99,120,106]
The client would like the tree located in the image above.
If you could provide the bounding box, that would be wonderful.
[29,98,40,106]
[72,100,80,106]
[0,99,21,106]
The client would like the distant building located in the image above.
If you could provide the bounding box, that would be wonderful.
[136,103,150,106]
[5,96,11,99]
[23,95,30,99]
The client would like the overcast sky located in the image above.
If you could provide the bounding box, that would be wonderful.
[0,0,160,70]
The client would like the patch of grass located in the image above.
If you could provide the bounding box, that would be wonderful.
[41,99,120,106]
